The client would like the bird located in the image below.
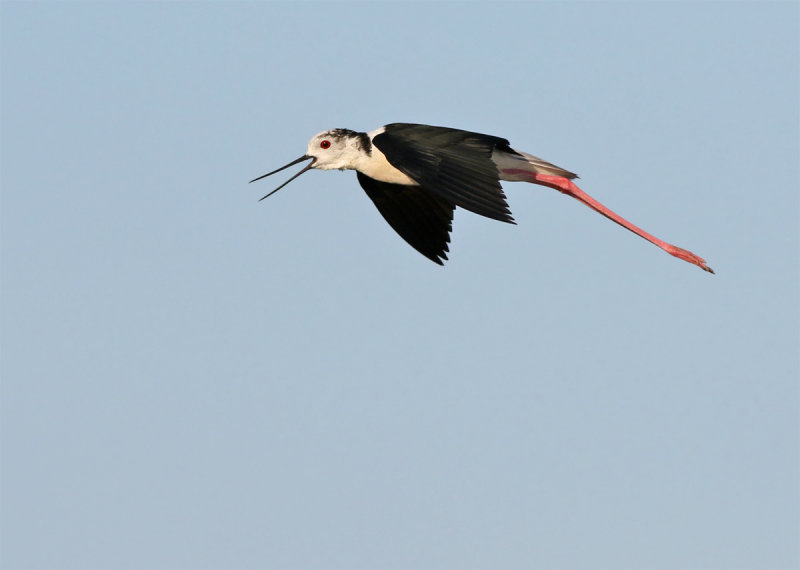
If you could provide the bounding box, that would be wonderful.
[250,123,713,273]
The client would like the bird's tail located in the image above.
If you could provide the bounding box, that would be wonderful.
[505,150,579,180]
[501,167,714,273]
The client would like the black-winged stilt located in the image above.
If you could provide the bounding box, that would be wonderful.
[250,123,713,273]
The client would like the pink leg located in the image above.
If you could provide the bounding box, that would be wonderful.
[503,169,714,273]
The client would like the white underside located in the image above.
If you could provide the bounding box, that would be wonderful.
[357,128,418,185]
[493,150,538,181]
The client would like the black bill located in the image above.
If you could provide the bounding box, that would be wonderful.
[249,155,315,201]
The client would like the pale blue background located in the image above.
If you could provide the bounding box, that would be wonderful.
[2,2,798,569]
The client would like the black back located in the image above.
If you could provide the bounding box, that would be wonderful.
[357,171,454,265]
[372,123,516,224]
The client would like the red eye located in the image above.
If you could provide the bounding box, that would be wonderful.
[320,140,331,149]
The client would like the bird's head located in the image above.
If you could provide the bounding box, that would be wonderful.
[305,129,367,170]
[250,128,368,201]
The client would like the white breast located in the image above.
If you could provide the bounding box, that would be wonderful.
[357,127,418,185]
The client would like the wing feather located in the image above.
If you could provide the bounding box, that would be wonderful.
[372,123,516,223]
[357,171,454,265]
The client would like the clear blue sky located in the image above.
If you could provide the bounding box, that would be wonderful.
[2,2,798,569]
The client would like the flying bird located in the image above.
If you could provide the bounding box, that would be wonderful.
[250,123,713,273]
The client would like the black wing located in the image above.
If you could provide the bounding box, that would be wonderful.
[357,171,454,265]
[372,123,516,223]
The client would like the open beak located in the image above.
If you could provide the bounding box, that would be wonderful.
[249,155,315,201]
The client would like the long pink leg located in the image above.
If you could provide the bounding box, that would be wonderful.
[503,169,714,273]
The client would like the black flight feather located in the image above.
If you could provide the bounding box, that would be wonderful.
[357,171,454,265]
[372,123,516,224]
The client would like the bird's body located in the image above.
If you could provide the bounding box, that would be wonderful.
[354,127,417,185]
[251,123,713,273]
